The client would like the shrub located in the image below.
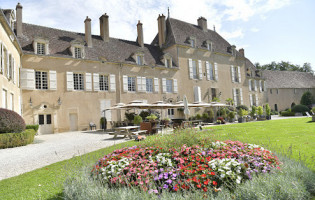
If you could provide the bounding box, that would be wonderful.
[0,129,36,149]
[195,114,202,120]
[209,109,214,122]
[26,125,39,132]
[281,111,295,116]
[291,104,309,113]
[139,111,150,120]
[133,115,143,125]
[228,111,235,120]
[0,108,25,133]
[201,113,209,121]
[236,105,248,111]
[300,91,313,107]
[146,114,157,121]
[125,112,135,122]
[238,109,248,117]
[257,106,263,116]
[312,107,315,114]
[250,106,257,117]
[265,104,271,116]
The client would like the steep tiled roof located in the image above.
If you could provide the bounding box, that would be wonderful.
[17,23,165,67]
[152,18,242,58]
[262,70,315,89]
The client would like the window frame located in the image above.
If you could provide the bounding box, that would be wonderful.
[166,79,173,93]
[192,60,198,79]
[37,42,45,55]
[74,47,82,59]
[35,70,48,90]
[128,76,136,92]
[190,39,196,48]
[136,55,144,65]
[146,78,153,93]
[99,74,109,91]
[73,73,84,91]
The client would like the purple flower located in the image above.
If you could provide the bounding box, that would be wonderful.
[160,168,164,172]
[202,151,206,156]
[163,184,168,189]
[154,176,159,181]
[159,174,163,179]
[166,179,172,184]
[172,174,177,178]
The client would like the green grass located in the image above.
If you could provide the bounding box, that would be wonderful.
[0,118,314,199]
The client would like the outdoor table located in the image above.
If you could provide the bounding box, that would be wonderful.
[113,126,140,139]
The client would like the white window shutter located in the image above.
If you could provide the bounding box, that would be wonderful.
[194,86,201,102]
[0,42,3,73]
[142,77,146,92]
[264,81,266,91]
[256,95,259,106]
[259,80,262,92]
[249,80,252,91]
[66,71,74,91]
[173,79,178,93]
[33,41,37,54]
[123,75,128,92]
[232,88,236,106]
[100,99,111,121]
[45,44,49,55]
[214,63,218,81]
[238,66,241,83]
[12,58,16,84]
[254,80,257,91]
[249,94,253,107]
[231,65,235,82]
[20,69,35,90]
[49,70,57,90]
[110,74,116,92]
[137,76,142,92]
[240,88,243,105]
[6,52,9,78]
[188,58,193,79]
[198,60,203,80]
[154,78,159,93]
[206,61,210,80]
[162,78,167,93]
[85,73,92,91]
[93,73,99,91]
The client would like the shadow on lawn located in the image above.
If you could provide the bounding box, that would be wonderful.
[47,192,63,200]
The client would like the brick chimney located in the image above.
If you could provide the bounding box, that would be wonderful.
[239,48,245,57]
[99,13,109,42]
[157,14,166,48]
[84,16,92,47]
[198,17,207,32]
[137,20,144,48]
[16,3,23,36]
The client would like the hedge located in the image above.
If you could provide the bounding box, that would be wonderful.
[26,125,39,132]
[0,129,36,149]
[280,111,295,116]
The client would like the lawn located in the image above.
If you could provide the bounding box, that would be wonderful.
[0,117,314,199]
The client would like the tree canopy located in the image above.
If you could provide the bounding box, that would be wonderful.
[254,61,313,74]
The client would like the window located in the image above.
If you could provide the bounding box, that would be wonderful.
[252,94,257,106]
[211,88,217,99]
[47,114,52,124]
[8,54,12,79]
[270,89,272,94]
[99,75,109,91]
[74,47,82,58]
[73,73,84,90]
[276,89,279,94]
[2,89,7,108]
[39,115,44,125]
[235,89,241,106]
[128,76,136,92]
[190,39,195,48]
[168,108,175,118]
[165,58,172,68]
[35,71,48,89]
[234,67,239,83]
[146,78,153,92]
[251,80,255,91]
[207,43,212,51]
[294,88,297,94]
[10,93,14,111]
[136,55,144,65]
[261,81,265,92]
[37,43,45,55]
[166,79,173,93]
[192,60,197,79]
[274,104,278,112]
[3,47,8,75]
[209,63,214,80]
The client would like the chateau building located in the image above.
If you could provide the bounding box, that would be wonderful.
[1,3,269,134]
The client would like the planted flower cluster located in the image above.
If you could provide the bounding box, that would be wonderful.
[91,140,280,194]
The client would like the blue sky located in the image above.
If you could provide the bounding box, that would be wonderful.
[1,0,314,70]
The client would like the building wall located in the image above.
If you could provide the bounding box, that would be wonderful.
[0,21,21,114]
[267,88,315,111]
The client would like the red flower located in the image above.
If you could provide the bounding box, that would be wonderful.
[211,172,215,176]
[213,181,217,186]
[203,187,208,192]
[204,180,209,185]
[201,174,206,178]
[197,184,202,188]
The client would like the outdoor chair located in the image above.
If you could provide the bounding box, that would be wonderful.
[89,122,96,130]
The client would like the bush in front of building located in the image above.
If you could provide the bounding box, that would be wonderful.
[26,125,39,132]
[291,104,309,114]
[236,105,249,111]
[280,109,295,116]
[0,129,36,149]
[0,108,26,133]
[300,91,314,108]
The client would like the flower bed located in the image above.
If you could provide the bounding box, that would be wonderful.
[91,140,280,194]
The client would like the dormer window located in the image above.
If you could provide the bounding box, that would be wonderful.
[161,53,173,68]
[204,40,212,51]
[74,47,82,58]
[191,39,195,48]
[136,55,144,65]
[165,58,172,68]
[37,43,45,55]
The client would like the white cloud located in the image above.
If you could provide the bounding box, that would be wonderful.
[221,28,244,39]
[250,27,260,32]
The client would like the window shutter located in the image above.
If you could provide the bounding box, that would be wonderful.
[85,73,92,91]
[45,44,49,55]
[198,60,202,80]
[137,76,142,92]
[123,75,128,92]
[12,58,16,84]
[109,74,116,92]
[231,65,235,82]
[173,79,178,93]
[214,63,218,80]
[162,78,167,93]
[206,61,210,80]
[249,80,252,91]
[20,68,35,90]
[240,88,243,105]
[194,86,201,102]
[233,88,237,106]
[100,99,112,121]
[249,94,253,107]
[254,80,257,91]
[49,70,57,90]
[188,58,193,79]
[264,81,266,91]
[259,80,262,92]
[238,66,241,82]
[93,73,99,91]
[0,42,3,73]
[142,77,146,92]
[66,71,74,91]
[256,95,259,106]
[33,41,37,54]
[154,78,159,93]
[6,52,9,78]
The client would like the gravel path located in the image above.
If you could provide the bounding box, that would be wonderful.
[0,131,129,180]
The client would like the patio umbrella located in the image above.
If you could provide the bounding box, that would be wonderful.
[183,95,190,120]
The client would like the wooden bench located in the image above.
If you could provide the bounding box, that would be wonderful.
[131,130,147,135]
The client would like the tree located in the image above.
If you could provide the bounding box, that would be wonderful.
[255,61,313,74]
[300,91,313,107]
